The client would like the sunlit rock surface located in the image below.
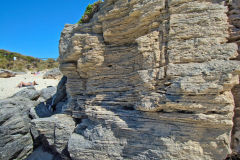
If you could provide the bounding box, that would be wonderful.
[58,0,240,159]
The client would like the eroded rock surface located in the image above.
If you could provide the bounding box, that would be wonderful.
[58,0,240,159]
[0,97,35,160]
[31,114,75,156]
[0,78,68,160]
[227,0,240,155]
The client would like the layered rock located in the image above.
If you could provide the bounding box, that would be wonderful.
[58,0,240,159]
[227,0,240,155]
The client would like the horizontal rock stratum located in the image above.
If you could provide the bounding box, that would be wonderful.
[58,0,240,159]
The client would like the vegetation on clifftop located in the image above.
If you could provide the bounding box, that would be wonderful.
[78,0,103,24]
[0,49,59,71]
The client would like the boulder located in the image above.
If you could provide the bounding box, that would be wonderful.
[0,97,36,160]
[39,86,56,101]
[11,86,40,100]
[29,86,60,119]
[0,69,16,78]
[31,114,75,156]
[43,68,62,80]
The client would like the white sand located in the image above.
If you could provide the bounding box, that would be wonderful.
[0,71,60,99]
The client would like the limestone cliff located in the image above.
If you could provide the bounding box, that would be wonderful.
[58,0,240,159]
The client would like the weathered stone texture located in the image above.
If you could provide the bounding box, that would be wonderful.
[228,0,240,154]
[0,97,35,160]
[58,0,240,159]
[31,114,75,155]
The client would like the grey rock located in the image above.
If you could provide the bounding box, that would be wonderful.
[11,86,40,100]
[39,86,56,101]
[0,97,35,160]
[68,119,125,160]
[43,68,62,80]
[31,114,75,155]
[0,76,68,159]
[29,78,68,118]
[68,105,233,160]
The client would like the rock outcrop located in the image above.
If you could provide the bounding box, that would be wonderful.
[1,0,239,160]
[0,69,16,78]
[0,78,68,160]
[57,0,240,159]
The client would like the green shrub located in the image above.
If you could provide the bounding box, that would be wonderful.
[0,58,8,69]
[78,0,103,24]
[12,61,25,72]
[0,49,59,71]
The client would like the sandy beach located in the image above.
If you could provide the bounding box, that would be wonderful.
[0,71,60,99]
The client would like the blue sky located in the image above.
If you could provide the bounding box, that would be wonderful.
[0,0,98,58]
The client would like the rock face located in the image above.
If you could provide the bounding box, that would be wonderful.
[58,0,240,159]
